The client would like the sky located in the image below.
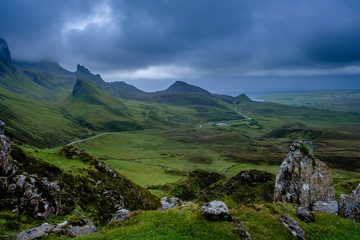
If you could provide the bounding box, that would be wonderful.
[1,0,360,95]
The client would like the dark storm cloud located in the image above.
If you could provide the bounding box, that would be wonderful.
[1,0,360,91]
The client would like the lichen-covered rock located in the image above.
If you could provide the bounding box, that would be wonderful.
[110,208,131,223]
[338,183,360,222]
[199,200,230,221]
[274,141,335,209]
[11,175,62,219]
[16,218,98,239]
[1,123,63,219]
[65,219,99,237]
[16,223,54,240]
[312,200,338,215]
[295,206,314,223]
[279,214,305,240]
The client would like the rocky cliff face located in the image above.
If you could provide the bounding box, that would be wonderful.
[338,184,360,222]
[274,141,335,209]
[0,121,62,219]
[0,38,14,72]
[1,121,160,224]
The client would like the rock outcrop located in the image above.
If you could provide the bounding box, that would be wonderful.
[110,208,132,223]
[274,141,335,209]
[1,121,63,219]
[0,120,12,176]
[279,214,305,240]
[312,200,338,215]
[338,183,360,222]
[16,218,98,240]
[199,200,230,221]
[0,38,14,71]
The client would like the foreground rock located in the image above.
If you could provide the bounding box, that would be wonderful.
[16,223,54,240]
[312,200,338,215]
[110,208,132,223]
[338,183,360,222]
[199,200,230,221]
[65,219,99,237]
[279,214,305,240]
[295,206,314,223]
[274,141,335,209]
[16,218,98,239]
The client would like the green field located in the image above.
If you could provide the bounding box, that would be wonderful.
[260,89,360,113]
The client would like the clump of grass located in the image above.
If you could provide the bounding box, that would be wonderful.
[187,152,214,164]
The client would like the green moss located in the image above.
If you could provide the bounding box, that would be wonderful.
[199,170,275,205]
[170,169,226,201]
[299,141,310,155]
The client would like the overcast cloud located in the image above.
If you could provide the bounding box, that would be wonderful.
[1,0,360,93]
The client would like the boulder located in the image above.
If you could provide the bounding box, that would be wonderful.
[161,196,188,210]
[274,141,335,209]
[295,206,314,223]
[312,201,338,215]
[16,219,98,239]
[338,183,360,222]
[199,200,230,221]
[110,208,131,223]
[279,214,305,240]
[65,219,99,237]
[16,223,54,240]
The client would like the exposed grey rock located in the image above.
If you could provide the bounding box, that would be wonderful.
[16,219,98,239]
[312,200,338,215]
[1,126,63,219]
[110,208,131,223]
[12,177,62,219]
[279,214,305,240]
[66,219,99,237]
[274,141,335,209]
[16,223,54,240]
[199,200,230,221]
[234,223,252,240]
[0,120,4,135]
[338,183,360,222]
[295,206,314,223]
[161,196,188,210]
